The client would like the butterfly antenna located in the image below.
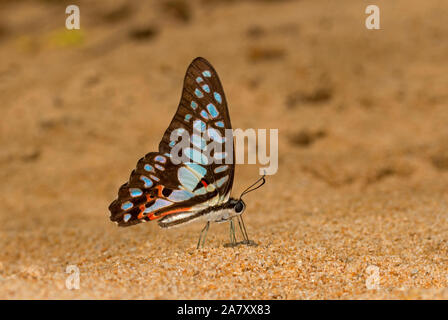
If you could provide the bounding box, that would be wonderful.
[233,171,266,248]
[239,173,266,200]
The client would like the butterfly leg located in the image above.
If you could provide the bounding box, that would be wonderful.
[223,219,237,247]
[236,215,249,242]
[236,215,257,246]
[196,221,210,249]
[230,219,237,246]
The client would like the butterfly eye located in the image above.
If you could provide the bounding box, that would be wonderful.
[234,201,245,213]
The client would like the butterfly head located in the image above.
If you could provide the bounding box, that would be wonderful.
[229,198,246,215]
[228,173,266,217]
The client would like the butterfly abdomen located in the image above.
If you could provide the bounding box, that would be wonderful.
[157,199,238,228]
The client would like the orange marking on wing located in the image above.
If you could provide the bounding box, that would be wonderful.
[137,204,146,219]
[154,185,164,197]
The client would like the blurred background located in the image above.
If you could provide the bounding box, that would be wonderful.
[0,0,447,299]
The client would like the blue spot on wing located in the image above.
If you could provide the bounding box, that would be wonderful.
[155,156,166,163]
[168,190,195,202]
[144,164,154,172]
[178,167,201,191]
[202,84,210,93]
[216,176,229,187]
[202,70,212,77]
[214,92,222,104]
[214,165,229,174]
[121,201,133,211]
[206,103,219,118]
[123,214,132,222]
[185,162,207,177]
[193,120,206,132]
[215,121,224,128]
[200,110,209,119]
[140,176,153,188]
[129,188,143,197]
[196,76,203,83]
[144,199,172,213]
[191,101,198,109]
[195,88,203,98]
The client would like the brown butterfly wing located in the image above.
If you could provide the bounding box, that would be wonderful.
[109,57,235,227]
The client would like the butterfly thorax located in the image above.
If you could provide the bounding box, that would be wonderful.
[204,197,245,223]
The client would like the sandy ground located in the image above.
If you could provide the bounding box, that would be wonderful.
[0,0,448,299]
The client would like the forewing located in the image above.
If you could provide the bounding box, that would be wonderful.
[159,57,235,199]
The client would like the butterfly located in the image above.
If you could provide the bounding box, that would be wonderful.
[109,57,265,248]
